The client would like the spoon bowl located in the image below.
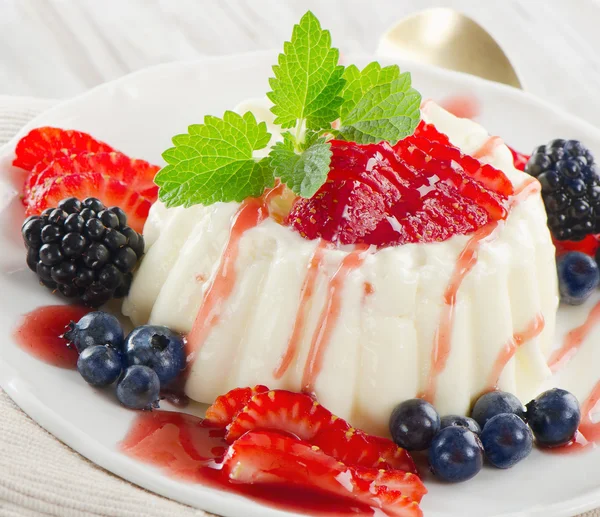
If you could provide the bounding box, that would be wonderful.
[377,8,523,89]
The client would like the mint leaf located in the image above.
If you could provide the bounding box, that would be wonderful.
[337,63,421,144]
[156,111,273,207]
[267,11,345,131]
[270,131,332,198]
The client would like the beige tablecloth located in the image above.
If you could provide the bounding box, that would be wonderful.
[0,95,598,517]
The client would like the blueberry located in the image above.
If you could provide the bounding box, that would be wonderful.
[480,413,533,469]
[440,415,481,435]
[429,427,483,483]
[526,388,581,447]
[124,325,185,384]
[77,345,123,386]
[63,311,124,353]
[471,391,525,428]
[557,252,600,305]
[117,365,160,410]
[389,399,440,451]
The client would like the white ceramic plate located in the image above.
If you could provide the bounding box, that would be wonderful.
[2,50,600,517]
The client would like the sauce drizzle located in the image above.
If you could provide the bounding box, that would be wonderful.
[548,300,600,373]
[486,313,545,390]
[186,198,268,359]
[301,246,370,393]
[274,239,329,379]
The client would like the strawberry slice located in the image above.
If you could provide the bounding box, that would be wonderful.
[394,135,509,219]
[398,123,514,198]
[288,134,510,247]
[224,389,416,473]
[288,178,388,244]
[205,385,269,427]
[225,390,343,443]
[223,430,425,515]
[14,127,115,172]
[412,119,451,145]
[26,152,159,201]
[25,172,153,232]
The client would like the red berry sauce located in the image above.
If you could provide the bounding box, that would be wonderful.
[13,305,90,369]
[121,411,384,517]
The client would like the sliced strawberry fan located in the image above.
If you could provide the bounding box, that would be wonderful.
[206,387,425,515]
[13,127,160,233]
[223,431,425,516]
[221,389,416,473]
[26,173,153,233]
[14,127,115,171]
[288,120,515,247]
[26,152,159,201]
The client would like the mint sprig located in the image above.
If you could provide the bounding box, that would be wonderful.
[156,111,273,207]
[337,63,421,144]
[268,11,345,131]
[157,11,423,209]
[271,131,332,198]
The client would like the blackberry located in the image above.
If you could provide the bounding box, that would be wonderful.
[525,139,599,241]
[22,197,145,307]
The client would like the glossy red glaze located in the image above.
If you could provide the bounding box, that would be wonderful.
[13,305,90,369]
[121,410,409,516]
[186,198,268,360]
[487,314,545,390]
[302,245,370,393]
[274,240,329,379]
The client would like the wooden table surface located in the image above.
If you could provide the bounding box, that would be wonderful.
[1,0,600,126]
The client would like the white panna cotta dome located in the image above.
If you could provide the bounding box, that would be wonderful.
[122,101,558,436]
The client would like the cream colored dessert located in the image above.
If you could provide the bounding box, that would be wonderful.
[123,101,558,435]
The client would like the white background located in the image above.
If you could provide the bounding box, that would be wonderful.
[1,0,600,125]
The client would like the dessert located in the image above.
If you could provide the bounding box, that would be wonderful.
[9,9,600,516]
[123,99,558,435]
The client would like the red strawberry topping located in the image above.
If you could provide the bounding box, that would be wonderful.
[288,122,514,247]
[221,389,416,473]
[507,145,530,171]
[223,430,425,516]
[25,172,153,233]
[14,127,114,172]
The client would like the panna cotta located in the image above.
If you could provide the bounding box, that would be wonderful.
[123,100,558,435]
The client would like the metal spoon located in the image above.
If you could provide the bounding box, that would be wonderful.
[377,8,523,89]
